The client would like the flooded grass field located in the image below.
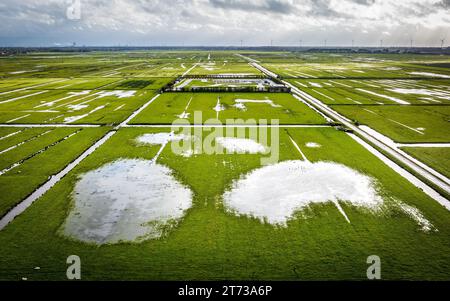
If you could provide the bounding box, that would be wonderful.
[0,51,449,280]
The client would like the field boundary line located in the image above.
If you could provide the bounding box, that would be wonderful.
[119,94,161,127]
[124,124,332,128]
[0,124,102,128]
[399,143,450,148]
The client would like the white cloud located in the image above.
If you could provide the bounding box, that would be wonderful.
[0,0,449,46]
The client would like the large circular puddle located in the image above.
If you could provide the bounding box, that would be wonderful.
[223,160,384,225]
[62,159,192,244]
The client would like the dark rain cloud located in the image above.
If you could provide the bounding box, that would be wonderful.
[437,0,450,8]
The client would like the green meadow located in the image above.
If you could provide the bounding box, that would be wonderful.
[0,50,448,281]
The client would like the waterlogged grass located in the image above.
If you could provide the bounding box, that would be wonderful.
[0,127,22,138]
[189,62,262,75]
[0,51,449,281]
[288,79,450,105]
[331,105,450,143]
[129,92,327,125]
[0,128,79,170]
[0,127,448,280]
[401,147,450,179]
[0,89,157,125]
[0,127,110,217]
[0,55,172,125]
[0,78,58,92]
[258,52,450,78]
[0,128,50,151]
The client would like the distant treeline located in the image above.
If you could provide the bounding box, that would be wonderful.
[1,46,450,55]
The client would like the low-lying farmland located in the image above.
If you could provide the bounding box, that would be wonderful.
[289,79,450,105]
[401,147,450,178]
[0,126,109,217]
[0,127,448,280]
[0,50,448,282]
[129,92,327,125]
[332,105,450,143]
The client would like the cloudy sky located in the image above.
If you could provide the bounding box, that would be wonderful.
[0,0,449,47]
